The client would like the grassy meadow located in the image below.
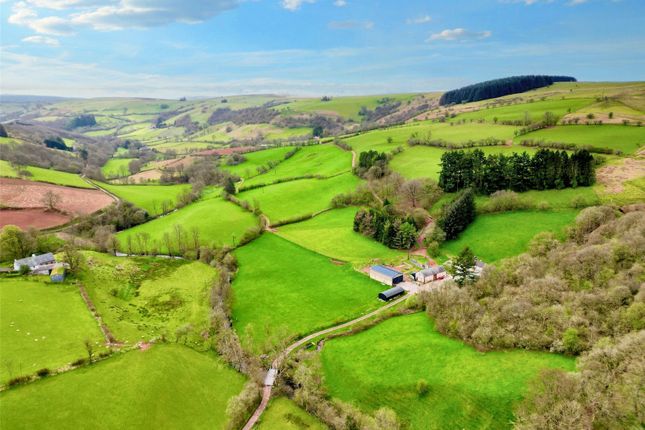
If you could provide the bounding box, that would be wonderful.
[257,397,327,430]
[242,144,352,187]
[232,234,384,352]
[276,207,406,265]
[0,278,105,384]
[221,146,296,179]
[321,313,575,430]
[0,344,245,430]
[515,125,644,154]
[439,209,579,263]
[97,182,192,216]
[79,253,217,346]
[101,158,135,178]
[0,160,92,188]
[455,98,594,123]
[115,196,258,252]
[277,94,417,120]
[238,173,360,224]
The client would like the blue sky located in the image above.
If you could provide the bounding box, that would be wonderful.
[1,0,643,98]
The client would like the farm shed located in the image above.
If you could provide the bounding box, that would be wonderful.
[414,266,446,283]
[50,264,66,283]
[13,253,56,272]
[369,265,404,286]
[378,286,405,301]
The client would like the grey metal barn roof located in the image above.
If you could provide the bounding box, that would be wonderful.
[371,265,403,278]
[378,286,405,300]
[14,253,55,267]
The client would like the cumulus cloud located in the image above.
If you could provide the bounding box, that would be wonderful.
[22,35,61,46]
[333,0,347,6]
[328,20,373,30]
[9,2,76,35]
[281,0,315,11]
[406,15,432,25]
[427,28,492,42]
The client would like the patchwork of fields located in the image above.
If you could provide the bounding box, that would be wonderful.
[1,82,643,429]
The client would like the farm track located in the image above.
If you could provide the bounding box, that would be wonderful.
[242,293,409,430]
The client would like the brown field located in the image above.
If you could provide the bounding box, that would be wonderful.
[0,178,115,215]
[0,208,71,230]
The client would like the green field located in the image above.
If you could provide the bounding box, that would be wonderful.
[456,98,594,123]
[0,278,105,384]
[276,207,405,265]
[101,158,135,178]
[344,122,518,153]
[116,196,258,252]
[321,313,575,430]
[515,125,644,154]
[232,234,384,352]
[0,344,245,430]
[278,94,417,121]
[222,146,296,179]
[390,145,540,181]
[238,173,361,224]
[0,160,92,188]
[257,397,327,430]
[243,144,351,187]
[439,210,579,263]
[79,253,217,345]
[97,182,191,216]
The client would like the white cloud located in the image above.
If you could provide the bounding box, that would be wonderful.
[71,0,239,30]
[26,0,111,9]
[427,28,492,42]
[281,0,315,11]
[406,15,432,25]
[8,2,76,35]
[328,20,373,30]
[333,0,347,6]
[22,35,61,46]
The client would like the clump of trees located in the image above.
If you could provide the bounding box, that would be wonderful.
[43,136,71,151]
[439,148,595,194]
[353,206,419,249]
[0,225,64,262]
[439,75,576,105]
[437,188,476,240]
[356,150,389,179]
[66,114,97,129]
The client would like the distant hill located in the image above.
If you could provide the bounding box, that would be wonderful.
[439,75,577,106]
[0,94,72,104]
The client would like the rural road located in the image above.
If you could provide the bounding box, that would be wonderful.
[241,293,410,430]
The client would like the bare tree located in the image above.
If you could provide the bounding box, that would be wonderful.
[42,190,61,212]
[400,179,424,208]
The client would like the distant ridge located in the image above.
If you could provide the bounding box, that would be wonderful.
[439,75,577,106]
[0,94,72,104]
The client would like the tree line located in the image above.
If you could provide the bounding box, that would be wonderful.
[439,75,576,105]
[439,148,595,194]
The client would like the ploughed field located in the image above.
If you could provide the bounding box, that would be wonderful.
[0,178,114,229]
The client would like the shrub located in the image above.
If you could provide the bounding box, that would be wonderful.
[36,368,51,377]
[480,190,532,213]
[8,375,32,386]
[71,357,88,367]
[416,379,429,396]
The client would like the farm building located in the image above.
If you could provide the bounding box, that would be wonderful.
[13,253,56,273]
[50,263,66,282]
[378,286,405,301]
[369,265,404,286]
[414,266,446,283]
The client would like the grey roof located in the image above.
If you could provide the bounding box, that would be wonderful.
[370,265,403,278]
[379,286,405,299]
[419,265,445,276]
[14,253,55,267]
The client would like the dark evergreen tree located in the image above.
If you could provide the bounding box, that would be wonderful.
[437,188,476,240]
[439,75,576,105]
